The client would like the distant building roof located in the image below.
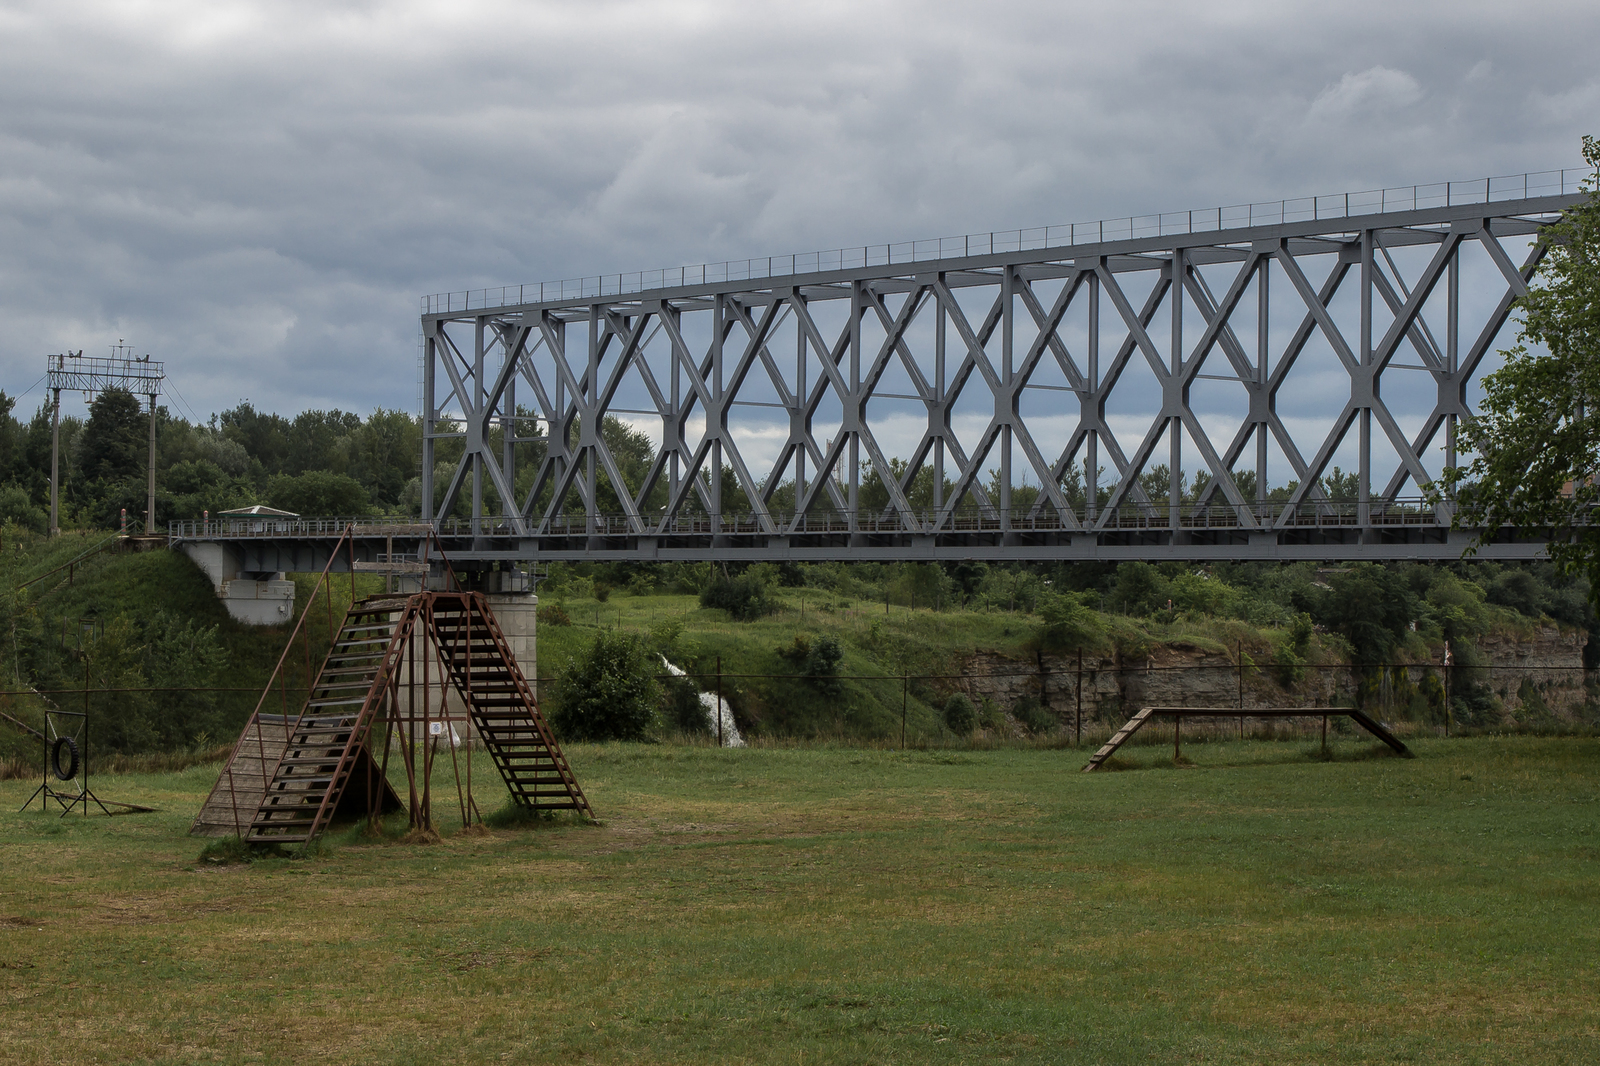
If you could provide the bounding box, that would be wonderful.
[218,505,299,517]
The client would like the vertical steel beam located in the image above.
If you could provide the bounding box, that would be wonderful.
[1445,242,1459,478]
[1086,271,1099,523]
[712,295,724,535]
[472,317,486,536]
[1256,258,1269,505]
[1358,230,1373,527]
[1000,265,1013,530]
[421,332,435,524]
[502,360,516,523]
[848,282,860,526]
[1169,253,1183,529]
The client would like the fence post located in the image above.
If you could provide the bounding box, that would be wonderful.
[1238,642,1244,741]
[1444,641,1452,737]
[901,674,908,749]
[1076,649,1083,746]
[716,656,723,748]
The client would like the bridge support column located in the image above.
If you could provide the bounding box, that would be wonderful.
[178,541,296,625]
[485,590,538,693]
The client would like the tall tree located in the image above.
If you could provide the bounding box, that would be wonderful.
[1445,136,1600,599]
[78,388,146,482]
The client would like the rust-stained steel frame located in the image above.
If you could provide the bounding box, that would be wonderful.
[194,527,589,843]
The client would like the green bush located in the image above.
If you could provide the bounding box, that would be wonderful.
[802,635,843,697]
[1273,612,1313,687]
[700,569,775,620]
[943,693,976,735]
[1035,590,1105,653]
[0,484,46,533]
[550,629,661,741]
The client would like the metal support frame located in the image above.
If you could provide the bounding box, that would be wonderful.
[417,191,1579,564]
[176,196,1585,565]
[46,346,165,537]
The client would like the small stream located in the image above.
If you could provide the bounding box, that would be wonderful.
[662,658,744,746]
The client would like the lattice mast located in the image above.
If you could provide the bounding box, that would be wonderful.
[46,342,165,536]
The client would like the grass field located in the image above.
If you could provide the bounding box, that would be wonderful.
[2,736,1598,1064]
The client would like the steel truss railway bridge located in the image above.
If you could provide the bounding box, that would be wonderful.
[171,173,1590,577]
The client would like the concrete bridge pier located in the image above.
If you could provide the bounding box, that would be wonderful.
[179,541,296,625]
[397,569,538,749]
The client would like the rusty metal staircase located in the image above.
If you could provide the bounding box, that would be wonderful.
[210,589,590,845]
[426,593,592,817]
[246,598,413,843]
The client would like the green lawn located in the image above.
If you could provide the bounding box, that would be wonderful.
[2,736,1597,1064]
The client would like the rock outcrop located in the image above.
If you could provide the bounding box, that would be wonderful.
[949,624,1591,730]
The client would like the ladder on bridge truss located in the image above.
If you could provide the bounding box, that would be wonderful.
[194,591,590,844]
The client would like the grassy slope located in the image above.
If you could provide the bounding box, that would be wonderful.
[538,588,1053,740]
[0,533,296,748]
[1,736,1597,1064]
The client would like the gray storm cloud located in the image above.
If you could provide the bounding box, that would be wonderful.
[0,0,1594,422]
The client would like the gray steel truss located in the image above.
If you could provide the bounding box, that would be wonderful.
[418,193,1582,566]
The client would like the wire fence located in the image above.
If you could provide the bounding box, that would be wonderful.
[0,658,1591,772]
[595,659,1595,745]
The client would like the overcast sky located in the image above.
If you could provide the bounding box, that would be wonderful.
[1,0,1595,433]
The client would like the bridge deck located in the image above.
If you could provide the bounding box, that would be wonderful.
[168,512,1549,565]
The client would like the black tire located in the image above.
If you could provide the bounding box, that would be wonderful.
[51,736,79,781]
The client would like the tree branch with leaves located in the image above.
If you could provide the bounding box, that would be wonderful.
[1441,136,1600,599]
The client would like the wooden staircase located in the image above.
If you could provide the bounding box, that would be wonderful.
[426,594,592,817]
[247,599,413,843]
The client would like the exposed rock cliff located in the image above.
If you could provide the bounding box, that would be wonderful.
[949,624,1591,729]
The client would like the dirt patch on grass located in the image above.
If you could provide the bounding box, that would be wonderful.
[433,947,555,971]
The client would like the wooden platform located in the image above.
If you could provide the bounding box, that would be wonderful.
[1082,706,1413,772]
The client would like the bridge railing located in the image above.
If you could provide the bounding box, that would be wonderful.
[171,498,1451,540]
[519,499,1442,536]
[422,168,1590,314]
[169,517,432,539]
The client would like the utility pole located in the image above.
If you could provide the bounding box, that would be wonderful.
[146,391,158,534]
[48,357,63,537]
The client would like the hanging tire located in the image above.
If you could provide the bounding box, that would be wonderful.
[51,736,79,781]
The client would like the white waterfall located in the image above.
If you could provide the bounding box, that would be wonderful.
[662,657,744,746]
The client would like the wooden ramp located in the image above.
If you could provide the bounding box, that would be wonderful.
[1082,707,1158,771]
[243,599,414,842]
[1082,707,1413,772]
[192,714,403,837]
